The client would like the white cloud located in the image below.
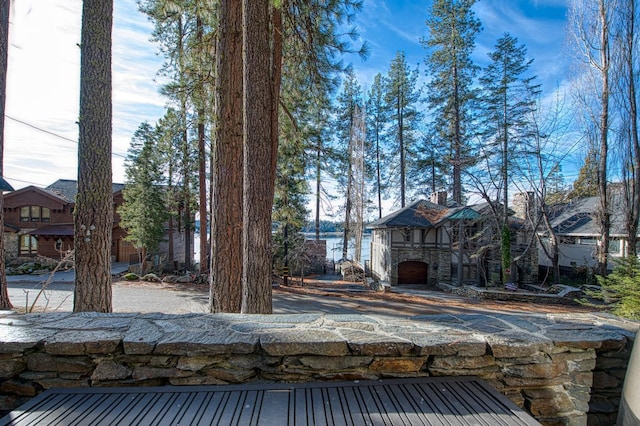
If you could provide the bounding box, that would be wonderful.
[4,0,166,190]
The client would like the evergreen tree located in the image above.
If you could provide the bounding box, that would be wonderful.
[592,257,640,320]
[423,0,481,204]
[154,109,183,266]
[74,0,114,313]
[384,51,421,208]
[272,114,309,281]
[478,32,540,283]
[118,123,169,273]
[333,69,363,259]
[366,73,389,219]
[414,127,449,199]
[139,0,213,272]
[569,148,599,199]
[280,0,368,239]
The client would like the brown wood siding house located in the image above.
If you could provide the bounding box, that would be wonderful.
[2,179,135,262]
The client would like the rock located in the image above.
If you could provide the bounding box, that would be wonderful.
[369,357,427,373]
[141,273,161,282]
[176,275,195,283]
[91,360,131,381]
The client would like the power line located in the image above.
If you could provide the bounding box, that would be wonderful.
[5,114,127,158]
[6,115,77,143]
[3,176,48,188]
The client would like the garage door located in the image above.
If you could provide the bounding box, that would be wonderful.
[398,261,428,284]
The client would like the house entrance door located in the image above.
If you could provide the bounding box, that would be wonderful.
[398,261,428,284]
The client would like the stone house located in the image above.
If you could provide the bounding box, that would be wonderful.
[368,192,538,287]
[2,179,191,266]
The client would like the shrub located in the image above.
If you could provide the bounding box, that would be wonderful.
[590,257,640,320]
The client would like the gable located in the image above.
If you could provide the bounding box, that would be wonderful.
[368,200,446,229]
[4,186,67,210]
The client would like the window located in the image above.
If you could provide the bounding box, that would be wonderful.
[19,206,50,222]
[451,263,478,281]
[19,235,38,255]
[609,239,621,254]
[20,207,29,222]
[579,238,597,245]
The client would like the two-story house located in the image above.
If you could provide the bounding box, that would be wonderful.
[3,179,135,263]
[368,192,538,287]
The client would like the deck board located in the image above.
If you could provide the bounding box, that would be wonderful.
[1,377,540,426]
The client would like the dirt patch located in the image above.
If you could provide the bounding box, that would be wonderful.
[116,274,599,315]
[274,276,597,315]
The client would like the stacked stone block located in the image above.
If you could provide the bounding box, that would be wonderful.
[0,311,636,426]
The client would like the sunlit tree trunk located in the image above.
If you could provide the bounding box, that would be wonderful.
[74,0,113,312]
[241,0,276,314]
[210,0,243,312]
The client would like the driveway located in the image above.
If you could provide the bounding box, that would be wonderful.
[6,272,595,317]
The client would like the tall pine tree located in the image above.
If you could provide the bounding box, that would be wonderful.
[366,73,389,219]
[479,33,539,283]
[333,69,363,260]
[118,123,169,273]
[384,51,421,208]
[422,0,481,204]
[74,0,114,312]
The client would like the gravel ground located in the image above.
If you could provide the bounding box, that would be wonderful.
[7,273,598,317]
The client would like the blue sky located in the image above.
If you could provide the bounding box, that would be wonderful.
[4,0,573,192]
[348,0,569,93]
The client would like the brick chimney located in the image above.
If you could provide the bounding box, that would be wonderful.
[430,191,447,206]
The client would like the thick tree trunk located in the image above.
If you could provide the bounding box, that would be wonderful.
[0,0,12,310]
[241,0,277,314]
[210,0,243,313]
[74,0,113,312]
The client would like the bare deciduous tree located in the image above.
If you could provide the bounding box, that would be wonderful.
[568,0,615,276]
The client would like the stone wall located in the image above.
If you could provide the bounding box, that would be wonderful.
[0,311,637,426]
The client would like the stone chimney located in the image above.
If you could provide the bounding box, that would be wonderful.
[512,192,534,219]
[430,191,447,206]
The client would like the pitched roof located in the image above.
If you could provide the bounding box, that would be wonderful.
[28,224,75,236]
[368,200,480,229]
[45,179,125,203]
[545,194,628,236]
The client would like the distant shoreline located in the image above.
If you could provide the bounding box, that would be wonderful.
[302,231,372,238]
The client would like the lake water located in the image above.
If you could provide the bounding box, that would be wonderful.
[195,232,371,263]
[305,233,371,263]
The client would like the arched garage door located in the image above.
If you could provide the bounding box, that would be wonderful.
[398,261,428,284]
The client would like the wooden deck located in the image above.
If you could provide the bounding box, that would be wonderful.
[1,377,540,425]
